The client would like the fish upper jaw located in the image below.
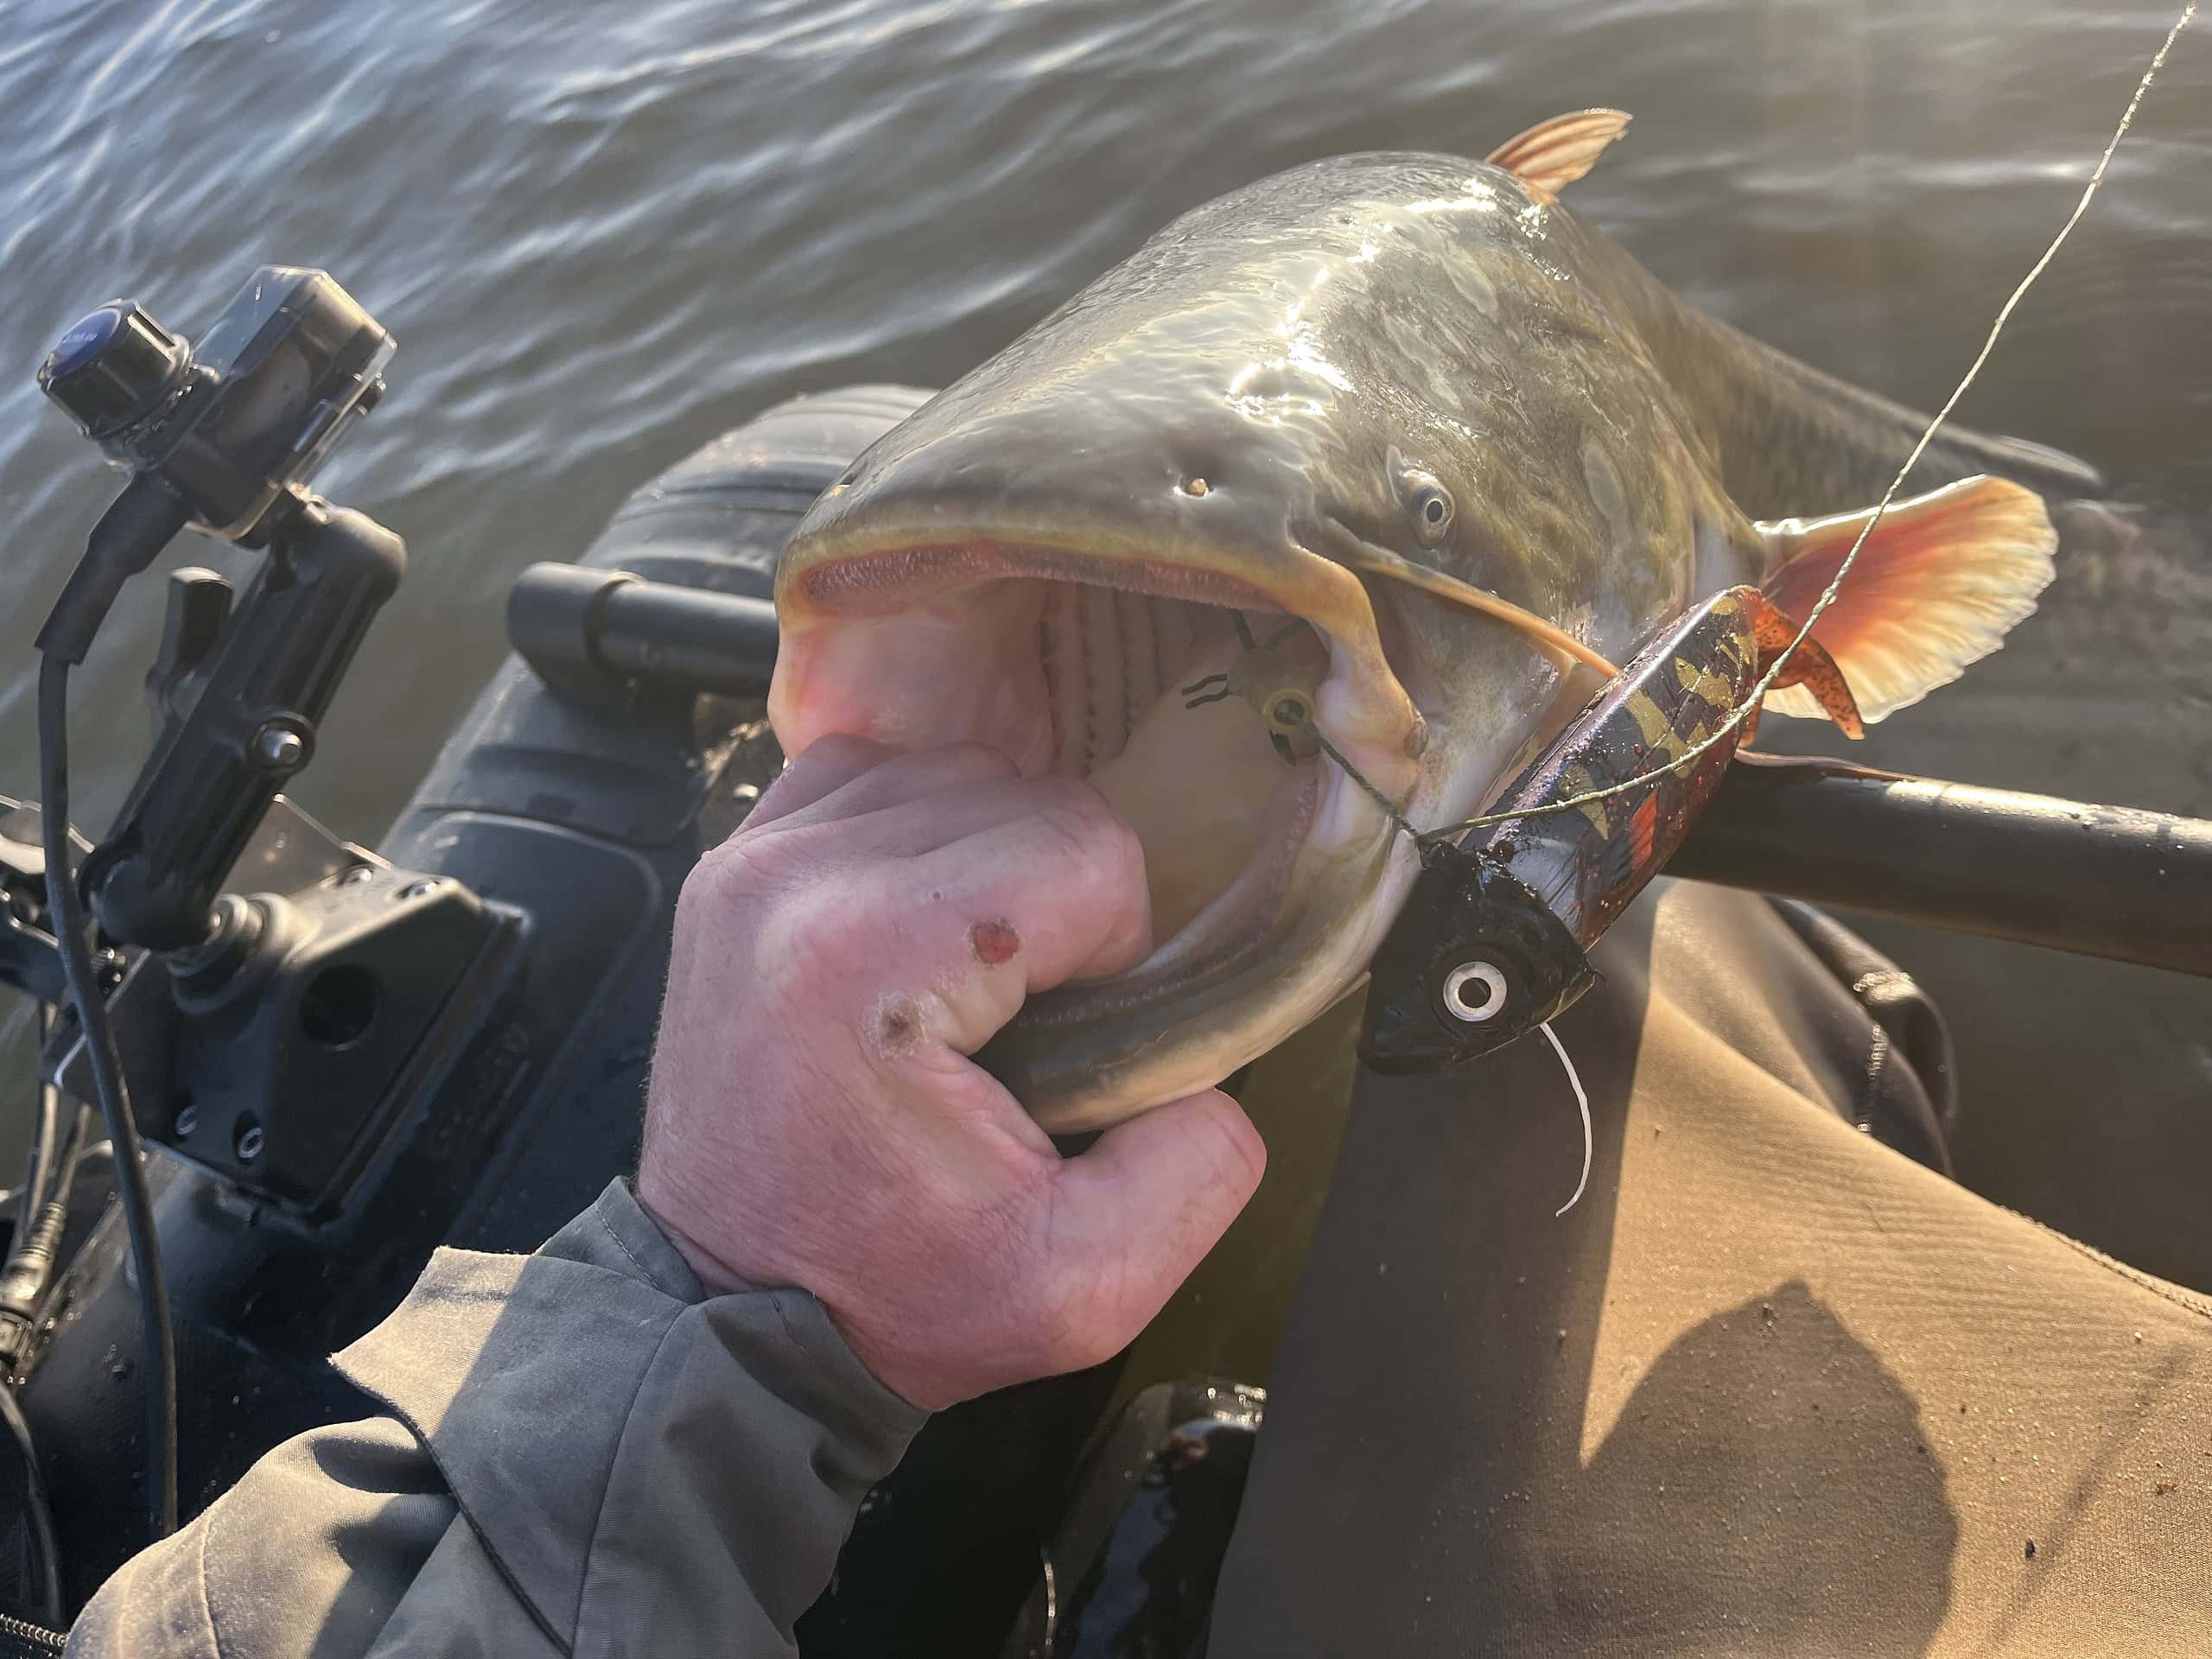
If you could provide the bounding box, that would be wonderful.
[773,511,1423,805]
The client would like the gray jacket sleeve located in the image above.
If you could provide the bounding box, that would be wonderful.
[66,1179,927,1657]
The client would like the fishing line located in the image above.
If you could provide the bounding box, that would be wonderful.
[1539,1020,1592,1217]
[1421,1,2195,848]
[1304,721,1423,842]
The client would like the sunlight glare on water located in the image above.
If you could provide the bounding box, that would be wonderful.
[0,0,2207,1281]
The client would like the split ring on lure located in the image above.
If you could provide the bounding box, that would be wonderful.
[1361,584,1856,1071]
[1181,614,1329,766]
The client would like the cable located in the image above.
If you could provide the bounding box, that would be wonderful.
[12,1011,60,1238]
[0,1383,61,1628]
[36,653,176,1541]
[33,476,188,668]
[0,1101,96,1375]
[21,1004,75,1224]
[14,1083,57,1254]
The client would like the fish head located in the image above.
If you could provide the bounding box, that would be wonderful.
[772,157,1700,1130]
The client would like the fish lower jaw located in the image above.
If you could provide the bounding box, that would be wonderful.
[1007,797,1416,1135]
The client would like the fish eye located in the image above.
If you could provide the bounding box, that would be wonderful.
[1402,473,1455,546]
[1440,959,1506,1024]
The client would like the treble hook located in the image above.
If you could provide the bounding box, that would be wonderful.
[1175,614,1328,764]
[1181,671,1233,709]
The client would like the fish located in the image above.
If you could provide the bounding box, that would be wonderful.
[769,110,2095,1135]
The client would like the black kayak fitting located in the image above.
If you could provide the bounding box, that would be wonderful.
[1675,752,2212,979]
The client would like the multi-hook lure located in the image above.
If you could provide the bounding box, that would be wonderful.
[1359,585,1802,1071]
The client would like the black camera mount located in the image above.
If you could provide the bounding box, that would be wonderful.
[6,269,435,1554]
[31,269,403,954]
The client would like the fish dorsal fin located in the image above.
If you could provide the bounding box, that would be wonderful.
[1754,475,2056,726]
[1485,109,1632,200]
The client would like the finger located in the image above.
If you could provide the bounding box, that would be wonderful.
[911,789,1154,984]
[750,741,1020,839]
[842,803,1145,1057]
[746,734,899,828]
[1031,1090,1266,1364]
[826,785,1151,1059]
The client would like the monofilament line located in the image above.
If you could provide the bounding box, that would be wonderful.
[1305,721,1422,842]
[1539,1021,1592,1217]
[1426,0,2196,849]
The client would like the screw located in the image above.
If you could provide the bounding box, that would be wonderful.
[235,1123,264,1162]
[338,865,376,886]
[173,1105,198,1138]
[252,724,306,770]
[397,879,440,900]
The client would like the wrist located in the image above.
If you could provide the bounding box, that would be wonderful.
[632,1174,767,1299]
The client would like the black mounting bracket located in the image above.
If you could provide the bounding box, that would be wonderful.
[39,798,518,1220]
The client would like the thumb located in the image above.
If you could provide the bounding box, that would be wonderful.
[1036,1090,1267,1366]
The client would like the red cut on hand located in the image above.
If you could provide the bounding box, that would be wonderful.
[637,737,1266,1409]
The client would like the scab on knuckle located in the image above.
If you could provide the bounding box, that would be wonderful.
[866,992,929,1059]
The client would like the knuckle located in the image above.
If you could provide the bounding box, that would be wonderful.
[793,731,885,777]
[1030,1282,1106,1371]
[1032,1273,1119,1370]
[775,884,874,986]
[679,848,750,920]
[687,837,869,988]
[935,741,1021,782]
[688,834,789,913]
[1038,779,1144,875]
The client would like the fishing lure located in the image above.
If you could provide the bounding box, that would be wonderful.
[1359,584,1854,1072]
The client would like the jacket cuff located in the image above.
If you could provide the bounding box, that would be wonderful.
[335,1179,925,1647]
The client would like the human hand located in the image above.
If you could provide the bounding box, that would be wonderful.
[636,737,1266,1409]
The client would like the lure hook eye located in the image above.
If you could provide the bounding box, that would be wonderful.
[1439,959,1508,1024]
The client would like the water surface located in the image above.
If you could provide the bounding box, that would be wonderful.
[1,0,2206,1282]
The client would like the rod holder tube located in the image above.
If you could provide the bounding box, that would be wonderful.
[1673,754,2212,977]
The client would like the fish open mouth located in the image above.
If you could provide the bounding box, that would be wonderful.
[771,535,1423,1002]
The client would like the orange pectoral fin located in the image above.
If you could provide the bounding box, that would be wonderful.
[1742,589,1865,740]
[1485,109,1632,201]
[1755,474,2056,727]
